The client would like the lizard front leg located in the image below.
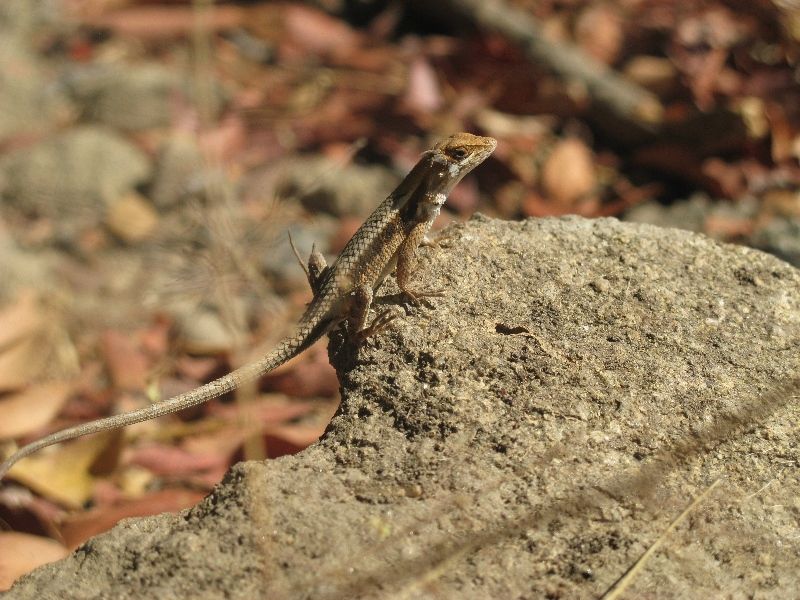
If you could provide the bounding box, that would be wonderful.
[396,221,445,305]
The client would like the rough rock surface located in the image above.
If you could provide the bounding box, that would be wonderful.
[4,216,800,599]
[0,126,150,233]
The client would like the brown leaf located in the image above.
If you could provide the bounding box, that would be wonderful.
[263,341,338,398]
[0,292,43,350]
[126,443,227,476]
[403,55,444,114]
[0,382,73,439]
[81,6,244,40]
[208,396,317,424]
[101,330,151,391]
[0,295,77,392]
[58,488,206,550]
[280,4,362,58]
[0,532,68,591]
[540,138,597,209]
[0,295,49,392]
[0,335,51,392]
[198,115,247,164]
[5,432,116,508]
[262,423,326,458]
[575,3,623,65]
[701,158,746,198]
[766,102,800,164]
[623,56,680,96]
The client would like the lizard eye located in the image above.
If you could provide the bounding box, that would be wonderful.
[449,147,467,161]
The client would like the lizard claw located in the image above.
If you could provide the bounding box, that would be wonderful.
[421,231,456,249]
[403,288,445,306]
[356,309,398,340]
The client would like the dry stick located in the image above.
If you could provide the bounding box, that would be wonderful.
[601,479,723,600]
[443,0,664,127]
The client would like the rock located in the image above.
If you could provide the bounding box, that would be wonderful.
[0,126,151,231]
[105,193,159,243]
[149,134,205,210]
[5,216,799,599]
[624,193,758,236]
[0,0,64,38]
[62,65,222,132]
[0,230,56,303]
[245,156,398,218]
[0,40,72,142]
[752,216,800,268]
[171,302,241,356]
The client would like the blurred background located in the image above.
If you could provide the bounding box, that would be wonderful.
[0,0,798,586]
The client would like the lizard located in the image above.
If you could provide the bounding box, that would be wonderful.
[0,132,497,481]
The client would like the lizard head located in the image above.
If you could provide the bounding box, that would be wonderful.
[425,132,497,196]
[390,132,496,214]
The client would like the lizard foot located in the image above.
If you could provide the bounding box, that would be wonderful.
[420,231,456,249]
[402,288,445,306]
[356,309,397,340]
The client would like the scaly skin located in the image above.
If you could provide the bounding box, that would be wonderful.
[0,132,496,481]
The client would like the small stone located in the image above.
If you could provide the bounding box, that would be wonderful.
[106,193,159,243]
[541,138,596,208]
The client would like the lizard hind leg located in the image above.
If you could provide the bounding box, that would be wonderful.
[420,228,457,249]
[357,309,397,340]
[349,284,397,340]
[288,231,328,295]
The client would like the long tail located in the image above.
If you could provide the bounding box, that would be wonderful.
[0,315,333,481]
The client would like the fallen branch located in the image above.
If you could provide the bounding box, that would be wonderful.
[443,0,664,128]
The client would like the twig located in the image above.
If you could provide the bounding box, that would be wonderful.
[443,0,664,128]
[601,479,723,600]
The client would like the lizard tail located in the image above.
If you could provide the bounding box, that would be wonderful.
[0,315,334,481]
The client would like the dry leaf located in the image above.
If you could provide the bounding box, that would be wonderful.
[0,335,51,392]
[208,396,317,424]
[262,423,326,458]
[5,432,116,508]
[280,4,362,58]
[127,444,227,476]
[0,382,73,439]
[81,6,244,40]
[101,330,150,391]
[0,532,68,591]
[541,138,597,209]
[623,56,679,96]
[263,342,338,397]
[58,488,206,550]
[0,292,43,350]
[0,294,78,391]
[403,55,443,114]
[575,3,623,65]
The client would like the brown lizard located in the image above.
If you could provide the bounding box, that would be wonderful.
[0,132,496,481]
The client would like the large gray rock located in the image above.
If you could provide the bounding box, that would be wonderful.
[62,65,187,132]
[0,40,72,142]
[0,126,150,234]
[5,216,800,599]
[0,1,73,142]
